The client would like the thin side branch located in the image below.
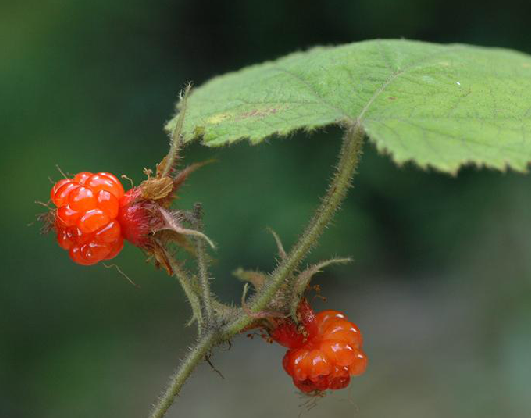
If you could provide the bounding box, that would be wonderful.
[193,204,214,325]
[158,241,203,333]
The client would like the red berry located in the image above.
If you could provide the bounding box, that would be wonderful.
[273,302,367,394]
[51,172,125,265]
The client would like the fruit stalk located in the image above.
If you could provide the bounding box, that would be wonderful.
[192,203,214,326]
[158,240,203,334]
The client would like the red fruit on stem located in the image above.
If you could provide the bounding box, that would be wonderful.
[48,162,205,272]
[272,300,367,394]
[50,172,124,265]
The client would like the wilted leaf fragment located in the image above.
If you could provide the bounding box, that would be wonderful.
[166,39,531,173]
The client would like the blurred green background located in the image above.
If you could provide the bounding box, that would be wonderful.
[2,1,531,417]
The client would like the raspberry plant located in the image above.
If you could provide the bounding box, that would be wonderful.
[43,39,531,417]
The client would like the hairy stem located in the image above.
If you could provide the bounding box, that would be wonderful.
[148,330,218,418]
[148,125,365,417]
[193,204,214,325]
[160,242,203,332]
[162,84,192,178]
[224,124,365,335]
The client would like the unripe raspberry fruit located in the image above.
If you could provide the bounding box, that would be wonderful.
[272,301,367,393]
[50,172,125,265]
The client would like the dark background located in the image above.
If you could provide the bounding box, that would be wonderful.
[2,1,531,417]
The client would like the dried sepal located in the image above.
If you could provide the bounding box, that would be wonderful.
[172,160,214,195]
[157,208,215,249]
[156,155,173,179]
[290,257,352,319]
[155,229,197,256]
[267,228,287,259]
[141,177,174,201]
[233,268,268,289]
[149,240,175,275]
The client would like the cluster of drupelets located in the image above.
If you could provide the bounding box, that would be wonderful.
[50,172,126,265]
[261,299,367,393]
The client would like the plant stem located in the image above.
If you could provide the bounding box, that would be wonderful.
[148,125,365,417]
[148,330,218,418]
[160,242,203,332]
[224,124,365,335]
[162,84,192,178]
[193,204,214,325]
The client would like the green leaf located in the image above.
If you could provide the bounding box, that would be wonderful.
[166,39,531,173]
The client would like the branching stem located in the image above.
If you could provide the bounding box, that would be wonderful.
[148,124,365,417]
[224,124,365,335]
